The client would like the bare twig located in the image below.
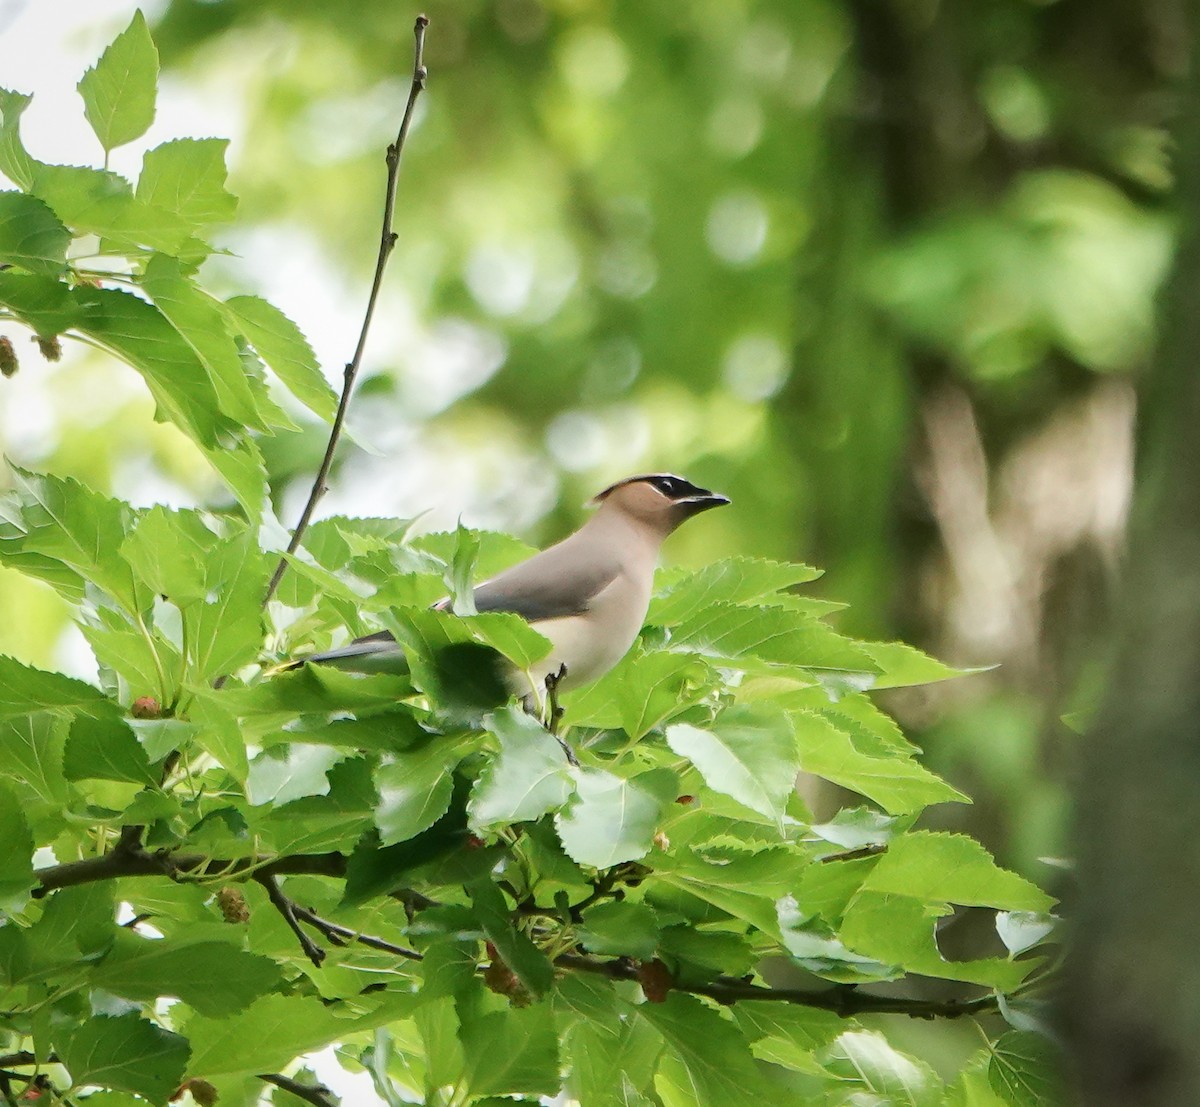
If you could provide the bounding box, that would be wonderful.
[256,874,326,966]
[543,663,579,766]
[291,904,423,961]
[264,15,430,604]
[259,1072,339,1107]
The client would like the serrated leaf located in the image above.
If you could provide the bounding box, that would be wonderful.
[374,740,464,846]
[247,744,345,806]
[468,707,573,829]
[189,528,269,681]
[672,601,878,672]
[566,650,714,739]
[988,1031,1062,1107]
[0,655,111,719]
[0,88,36,190]
[0,191,69,274]
[72,286,233,448]
[642,993,773,1107]
[861,831,1055,912]
[825,1029,942,1106]
[137,138,236,226]
[839,890,1029,990]
[460,1005,560,1097]
[733,1001,843,1075]
[77,11,158,152]
[63,714,156,785]
[0,781,35,907]
[32,164,195,255]
[224,294,337,421]
[91,934,280,1016]
[58,1013,188,1102]
[470,876,555,998]
[860,639,972,688]
[556,767,673,867]
[0,465,136,609]
[142,253,288,433]
[650,557,822,625]
[0,270,77,337]
[666,703,798,825]
[120,505,216,606]
[579,901,660,959]
[0,711,70,805]
[792,709,968,814]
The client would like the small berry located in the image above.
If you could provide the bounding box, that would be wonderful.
[131,696,162,719]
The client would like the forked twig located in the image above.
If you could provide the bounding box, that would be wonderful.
[264,15,430,604]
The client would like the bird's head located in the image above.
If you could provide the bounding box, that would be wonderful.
[591,473,730,536]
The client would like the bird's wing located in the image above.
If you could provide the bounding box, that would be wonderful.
[469,539,621,622]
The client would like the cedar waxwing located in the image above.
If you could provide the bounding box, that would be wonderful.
[299,473,729,693]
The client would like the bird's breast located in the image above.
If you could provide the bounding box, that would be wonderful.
[527,568,651,690]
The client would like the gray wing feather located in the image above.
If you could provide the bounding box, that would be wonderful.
[471,539,619,622]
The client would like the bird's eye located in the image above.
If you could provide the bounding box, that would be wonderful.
[652,476,679,497]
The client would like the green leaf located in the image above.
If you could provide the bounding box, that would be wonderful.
[0,465,136,609]
[189,528,269,681]
[579,901,661,959]
[32,164,195,255]
[988,1031,1062,1107]
[0,270,77,337]
[72,286,233,449]
[733,1001,843,1075]
[246,744,345,806]
[859,639,972,689]
[202,435,269,521]
[374,740,464,846]
[650,557,822,625]
[142,253,289,433]
[57,1013,188,1103]
[120,505,216,606]
[470,876,555,998]
[137,138,236,227]
[77,10,158,152]
[460,1005,560,1097]
[0,711,70,805]
[468,706,573,829]
[666,704,798,825]
[824,1029,942,1106]
[90,934,281,1016]
[672,601,878,672]
[224,294,337,421]
[861,831,1055,912]
[0,781,35,907]
[556,766,674,867]
[63,714,156,785]
[642,993,773,1107]
[792,709,968,814]
[0,192,70,275]
[839,890,1028,990]
[566,650,714,740]
[185,993,418,1078]
[0,655,111,719]
[0,88,36,190]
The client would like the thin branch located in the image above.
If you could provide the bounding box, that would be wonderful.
[263,14,430,605]
[552,952,998,1020]
[291,904,422,961]
[256,874,326,967]
[258,1072,339,1107]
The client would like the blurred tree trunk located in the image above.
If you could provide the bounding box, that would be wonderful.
[1065,19,1200,1104]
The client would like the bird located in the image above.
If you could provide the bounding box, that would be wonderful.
[297,473,729,697]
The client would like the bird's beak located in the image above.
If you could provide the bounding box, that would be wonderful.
[679,491,730,514]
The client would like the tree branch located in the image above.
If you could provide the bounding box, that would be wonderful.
[258,1071,339,1107]
[31,846,998,1021]
[264,14,429,605]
